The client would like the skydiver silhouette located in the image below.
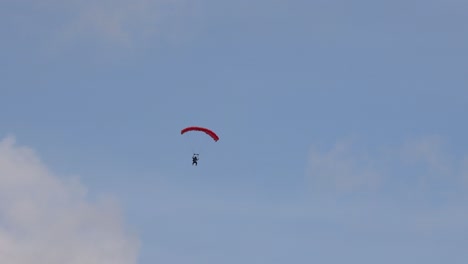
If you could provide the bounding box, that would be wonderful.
[192,154,199,166]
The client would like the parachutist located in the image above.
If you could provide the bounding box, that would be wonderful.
[192,154,199,166]
[181,126,218,166]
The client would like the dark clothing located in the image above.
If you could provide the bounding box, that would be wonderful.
[192,156,198,166]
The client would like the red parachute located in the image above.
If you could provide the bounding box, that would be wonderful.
[180,126,219,142]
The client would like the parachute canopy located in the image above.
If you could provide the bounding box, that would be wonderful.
[181,126,219,142]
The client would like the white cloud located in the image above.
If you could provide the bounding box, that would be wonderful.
[307,140,383,195]
[308,136,468,197]
[4,0,200,52]
[61,0,198,46]
[306,136,468,232]
[0,136,139,264]
[400,135,454,175]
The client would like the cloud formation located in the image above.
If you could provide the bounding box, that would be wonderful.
[3,0,199,52]
[306,136,468,232]
[0,136,139,264]
[309,136,467,193]
[308,140,383,195]
[61,0,198,46]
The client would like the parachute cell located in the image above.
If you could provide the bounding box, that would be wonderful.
[180,126,219,142]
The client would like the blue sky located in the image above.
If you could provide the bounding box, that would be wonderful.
[1,0,467,263]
